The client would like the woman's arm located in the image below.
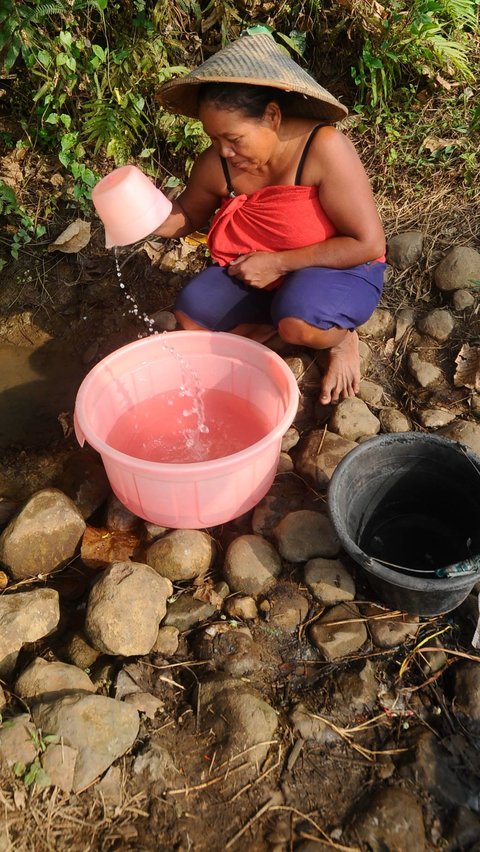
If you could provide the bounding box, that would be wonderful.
[153,147,224,239]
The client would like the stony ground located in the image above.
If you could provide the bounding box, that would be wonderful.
[0,202,479,852]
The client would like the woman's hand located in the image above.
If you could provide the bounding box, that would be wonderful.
[228,251,283,288]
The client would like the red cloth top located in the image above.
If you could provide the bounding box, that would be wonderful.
[207,184,384,290]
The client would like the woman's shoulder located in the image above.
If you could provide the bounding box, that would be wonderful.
[300,124,361,185]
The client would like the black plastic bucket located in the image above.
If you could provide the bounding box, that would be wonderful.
[327,433,480,616]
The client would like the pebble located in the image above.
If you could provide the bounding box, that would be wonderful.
[151,625,180,656]
[408,352,443,387]
[15,657,96,704]
[437,419,480,456]
[363,605,419,648]
[94,765,123,807]
[358,379,383,407]
[378,407,412,433]
[277,452,294,473]
[387,230,424,269]
[63,631,101,669]
[85,561,173,656]
[349,786,426,852]
[418,407,457,428]
[223,534,282,594]
[418,308,455,341]
[358,308,395,339]
[395,307,415,341]
[434,245,480,292]
[329,397,380,441]
[150,309,177,331]
[272,510,339,562]
[358,338,372,372]
[251,477,307,537]
[453,289,475,310]
[0,588,60,676]
[309,603,367,660]
[262,582,310,632]
[304,557,355,605]
[145,529,215,582]
[472,394,480,419]
[163,581,228,631]
[294,430,358,489]
[284,354,322,395]
[223,594,258,621]
[0,488,86,580]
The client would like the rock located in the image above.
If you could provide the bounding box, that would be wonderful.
[105,495,139,532]
[418,308,455,341]
[285,354,322,395]
[293,393,316,430]
[350,786,426,852]
[223,535,282,595]
[395,307,416,341]
[133,744,182,789]
[0,686,6,712]
[163,582,228,631]
[309,603,367,660]
[0,589,60,675]
[263,582,309,633]
[41,743,78,793]
[15,658,96,704]
[435,246,480,292]
[281,426,300,452]
[145,529,215,582]
[358,379,383,407]
[143,522,170,541]
[453,289,476,310]
[387,231,423,269]
[304,558,355,605]
[123,692,165,719]
[437,420,480,456]
[0,489,86,580]
[200,677,278,768]
[0,713,38,768]
[95,765,123,806]
[294,430,358,489]
[329,398,380,441]
[379,407,412,433]
[473,394,480,419]
[358,308,395,339]
[223,595,258,621]
[358,339,372,373]
[251,477,306,537]
[0,497,18,529]
[331,660,378,713]
[363,605,419,649]
[32,693,139,793]
[445,806,480,851]
[273,510,339,562]
[114,664,143,699]
[418,408,456,429]
[152,625,180,656]
[277,452,294,473]
[289,703,337,743]
[55,451,110,520]
[194,625,261,675]
[63,631,101,670]
[454,662,480,721]
[85,561,173,656]
[150,309,177,332]
[408,352,443,388]
[405,731,480,808]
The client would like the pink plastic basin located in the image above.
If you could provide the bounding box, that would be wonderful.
[74,331,299,529]
[91,165,172,248]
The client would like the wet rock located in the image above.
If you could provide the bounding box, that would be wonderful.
[329,397,380,441]
[281,426,300,452]
[273,510,339,562]
[437,419,480,456]
[223,534,282,594]
[405,731,480,809]
[105,494,139,532]
[0,489,86,580]
[418,408,456,428]
[331,660,378,712]
[133,744,182,789]
[309,603,367,660]
[454,662,480,721]
[32,693,139,793]
[145,529,215,582]
[251,477,306,537]
[200,677,278,768]
[363,605,419,648]
[358,379,383,407]
[263,582,309,632]
[294,429,358,489]
[408,352,443,388]
[41,743,78,793]
[379,407,412,433]
[63,631,101,670]
[163,581,228,631]
[435,246,480,292]
[289,703,337,743]
[0,713,38,768]
[123,692,165,719]
[152,625,180,656]
[55,451,110,519]
[224,594,258,621]
[15,657,96,704]
[358,308,395,339]
[0,588,60,675]
[194,624,261,675]
[285,354,322,395]
[387,231,424,269]
[350,786,426,852]
[453,289,476,310]
[418,308,455,341]
[304,557,355,605]
[85,561,172,656]
[395,307,416,341]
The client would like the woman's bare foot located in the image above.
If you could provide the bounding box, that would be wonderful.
[319,330,360,405]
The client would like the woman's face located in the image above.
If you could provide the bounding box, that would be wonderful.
[198,101,280,171]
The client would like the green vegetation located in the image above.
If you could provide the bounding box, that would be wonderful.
[0,0,478,258]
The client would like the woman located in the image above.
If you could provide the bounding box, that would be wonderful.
[153,33,386,405]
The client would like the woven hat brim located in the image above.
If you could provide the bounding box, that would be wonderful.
[157,34,348,123]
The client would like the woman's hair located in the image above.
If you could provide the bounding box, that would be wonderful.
[197,82,289,118]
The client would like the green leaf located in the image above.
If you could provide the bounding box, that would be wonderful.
[45,112,59,124]
[59,30,73,48]
[13,761,26,777]
[37,49,52,68]
[92,44,106,62]
[65,55,76,72]
[60,113,71,129]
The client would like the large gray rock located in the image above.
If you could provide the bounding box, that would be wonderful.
[417,308,454,342]
[0,489,86,580]
[329,397,380,442]
[310,603,367,660]
[223,535,282,595]
[85,561,173,656]
[273,510,339,562]
[32,693,139,793]
[304,557,355,605]
[387,231,423,270]
[0,713,38,768]
[358,308,395,339]
[0,589,60,674]
[434,246,480,292]
[15,657,95,704]
[363,605,419,649]
[408,352,443,388]
[378,407,412,433]
[294,430,358,489]
[145,529,215,582]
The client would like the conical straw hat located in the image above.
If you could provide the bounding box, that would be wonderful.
[157,33,348,122]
